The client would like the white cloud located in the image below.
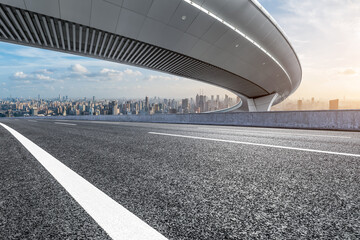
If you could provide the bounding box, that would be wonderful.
[14,72,27,78]
[124,69,142,76]
[37,69,54,75]
[12,71,55,83]
[99,68,124,81]
[100,68,122,74]
[71,64,88,74]
[340,69,356,75]
[148,75,181,82]
[35,74,53,81]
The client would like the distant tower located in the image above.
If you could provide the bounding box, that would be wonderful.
[329,99,339,110]
[297,100,303,110]
[196,94,200,108]
[31,107,38,116]
[199,95,206,112]
[110,101,119,115]
[211,95,214,110]
[145,96,149,112]
[224,94,229,107]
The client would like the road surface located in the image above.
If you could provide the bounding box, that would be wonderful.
[0,119,359,239]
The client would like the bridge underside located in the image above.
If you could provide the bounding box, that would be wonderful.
[0,3,271,104]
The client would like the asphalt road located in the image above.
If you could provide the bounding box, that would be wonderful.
[0,119,359,239]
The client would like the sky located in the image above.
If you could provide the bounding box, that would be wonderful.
[0,0,359,100]
[0,44,230,99]
[259,0,360,100]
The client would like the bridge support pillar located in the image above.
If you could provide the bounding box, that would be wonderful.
[248,93,279,112]
[235,93,279,112]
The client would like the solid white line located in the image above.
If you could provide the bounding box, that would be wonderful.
[54,122,77,126]
[149,132,360,158]
[0,122,167,240]
[28,120,38,122]
[197,127,351,139]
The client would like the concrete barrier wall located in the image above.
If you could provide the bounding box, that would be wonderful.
[18,110,360,131]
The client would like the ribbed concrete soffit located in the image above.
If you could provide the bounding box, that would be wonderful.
[0,3,269,98]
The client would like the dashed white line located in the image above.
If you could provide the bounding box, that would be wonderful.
[149,132,360,158]
[0,122,167,240]
[197,127,351,139]
[54,122,77,126]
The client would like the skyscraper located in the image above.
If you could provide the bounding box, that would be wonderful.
[224,94,229,108]
[110,101,119,115]
[199,95,206,112]
[297,100,303,110]
[196,94,200,108]
[182,98,189,113]
[329,99,339,110]
[145,96,149,112]
[31,107,38,116]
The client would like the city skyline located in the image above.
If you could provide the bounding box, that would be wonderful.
[0,93,237,117]
[3,93,360,119]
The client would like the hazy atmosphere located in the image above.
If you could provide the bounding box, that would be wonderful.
[260,0,360,100]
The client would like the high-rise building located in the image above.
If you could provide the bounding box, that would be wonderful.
[182,98,189,113]
[196,94,200,108]
[224,94,229,108]
[199,95,206,112]
[110,101,119,115]
[297,100,303,110]
[329,99,339,110]
[31,107,38,116]
[145,96,149,112]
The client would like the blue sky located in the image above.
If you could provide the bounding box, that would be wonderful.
[0,42,231,99]
[1,0,359,100]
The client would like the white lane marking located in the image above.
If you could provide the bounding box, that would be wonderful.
[28,120,38,122]
[149,132,360,158]
[54,122,77,126]
[197,127,351,139]
[0,122,167,240]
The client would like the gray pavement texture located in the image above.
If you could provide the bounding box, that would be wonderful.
[0,119,359,239]
[0,125,111,240]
